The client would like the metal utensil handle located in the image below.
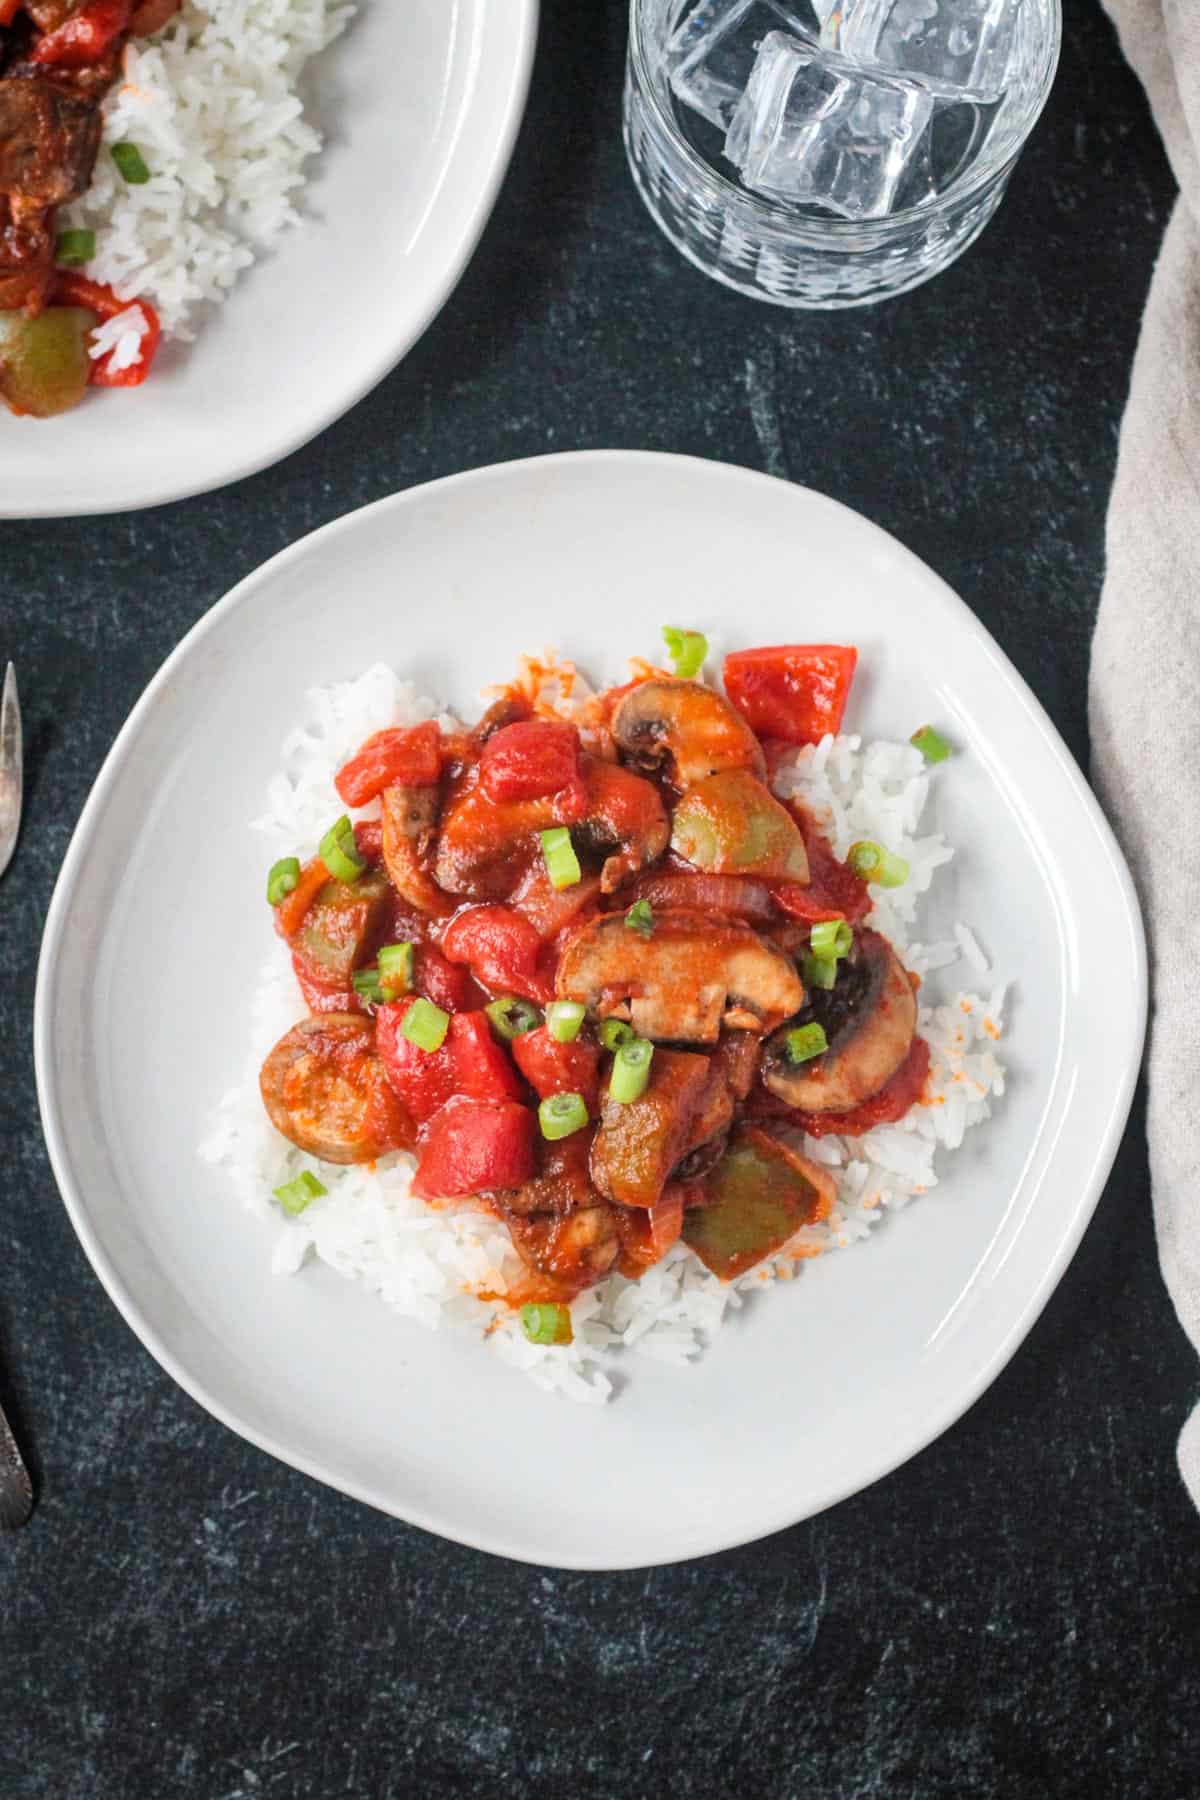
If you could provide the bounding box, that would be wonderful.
[0,1400,33,1531]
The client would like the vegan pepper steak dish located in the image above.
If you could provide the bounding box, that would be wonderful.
[248,636,976,1364]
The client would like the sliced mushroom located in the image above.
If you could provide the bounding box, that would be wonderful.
[574,757,669,891]
[761,928,917,1113]
[673,1034,763,1179]
[671,769,809,883]
[612,678,766,789]
[504,1202,621,1286]
[555,908,803,1044]
[501,1130,598,1218]
[381,781,452,917]
[260,1015,413,1164]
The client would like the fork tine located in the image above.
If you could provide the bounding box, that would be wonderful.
[0,662,22,879]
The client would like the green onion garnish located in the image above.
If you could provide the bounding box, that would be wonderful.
[351,967,392,1006]
[599,1018,635,1053]
[911,724,952,764]
[785,1023,828,1065]
[624,898,654,938]
[848,840,910,888]
[55,228,95,267]
[610,1037,653,1104]
[545,1000,585,1043]
[266,856,300,906]
[399,996,450,1053]
[377,942,414,994]
[273,1170,327,1216]
[540,826,581,890]
[810,919,852,961]
[538,1091,589,1141]
[485,996,540,1042]
[801,953,838,991]
[319,814,366,884]
[520,1302,573,1346]
[111,141,151,185]
[661,625,708,681]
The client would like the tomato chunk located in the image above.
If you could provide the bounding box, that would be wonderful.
[414,942,474,1013]
[376,996,456,1123]
[478,720,583,804]
[413,1097,535,1200]
[512,1026,600,1115]
[31,0,131,66]
[334,723,442,807]
[448,1012,525,1105]
[440,904,553,1003]
[724,645,857,746]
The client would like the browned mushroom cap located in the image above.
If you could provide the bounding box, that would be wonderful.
[555,908,803,1043]
[761,929,917,1114]
[612,678,766,790]
[259,1015,413,1164]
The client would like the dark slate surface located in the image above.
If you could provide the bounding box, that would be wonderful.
[1,2,1196,1794]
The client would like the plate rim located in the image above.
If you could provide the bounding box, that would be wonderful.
[5,0,539,520]
[33,450,1148,1568]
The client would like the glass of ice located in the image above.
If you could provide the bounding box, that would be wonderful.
[623,0,1061,308]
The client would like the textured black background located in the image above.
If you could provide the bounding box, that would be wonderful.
[2,2,1197,1795]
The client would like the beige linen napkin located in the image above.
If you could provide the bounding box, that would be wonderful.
[1090,2,1200,1502]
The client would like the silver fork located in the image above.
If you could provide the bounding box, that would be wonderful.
[0,663,20,879]
[0,666,32,1525]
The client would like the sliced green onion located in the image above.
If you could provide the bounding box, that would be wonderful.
[520,1302,573,1347]
[55,228,95,267]
[546,1000,585,1043]
[540,826,581,891]
[848,840,910,888]
[599,1018,635,1053]
[399,996,450,1053]
[538,1091,589,1141]
[111,141,151,185]
[377,942,414,994]
[485,996,540,1042]
[351,967,393,1006]
[266,856,300,906]
[661,626,709,680]
[624,898,654,938]
[273,1170,327,1216]
[810,918,852,961]
[911,724,952,764]
[319,814,366,884]
[801,953,838,991]
[610,1037,654,1104]
[785,1023,828,1065]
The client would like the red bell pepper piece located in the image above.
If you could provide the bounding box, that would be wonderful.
[440,904,553,1004]
[334,723,442,808]
[512,1026,600,1115]
[376,996,456,1123]
[724,645,858,746]
[478,720,583,805]
[31,0,131,65]
[447,1012,525,1106]
[412,1097,535,1200]
[54,273,161,387]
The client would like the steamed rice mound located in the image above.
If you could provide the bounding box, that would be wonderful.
[200,660,1008,1404]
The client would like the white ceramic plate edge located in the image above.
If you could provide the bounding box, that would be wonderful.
[34,452,1148,1567]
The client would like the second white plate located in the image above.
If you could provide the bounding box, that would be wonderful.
[35,451,1145,1567]
[3,0,537,517]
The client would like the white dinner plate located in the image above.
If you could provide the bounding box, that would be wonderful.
[35,452,1146,1569]
[2,0,537,519]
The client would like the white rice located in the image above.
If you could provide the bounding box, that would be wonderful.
[60,0,354,340]
[200,662,1009,1404]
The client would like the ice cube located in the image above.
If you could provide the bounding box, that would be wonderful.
[668,0,826,130]
[822,0,1023,102]
[725,31,934,219]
